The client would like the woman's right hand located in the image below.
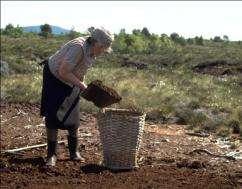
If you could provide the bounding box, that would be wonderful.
[78,82,87,91]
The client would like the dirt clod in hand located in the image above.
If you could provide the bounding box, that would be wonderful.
[81,80,122,108]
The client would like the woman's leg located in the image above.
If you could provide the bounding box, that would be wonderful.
[67,128,85,162]
[68,128,78,138]
[47,128,58,141]
[46,127,58,166]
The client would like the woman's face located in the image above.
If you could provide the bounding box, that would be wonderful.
[92,42,109,57]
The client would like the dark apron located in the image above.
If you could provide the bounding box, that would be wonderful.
[40,61,81,130]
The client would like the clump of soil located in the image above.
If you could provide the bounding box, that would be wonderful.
[81,80,122,108]
[176,159,207,169]
[121,57,148,70]
[193,60,242,76]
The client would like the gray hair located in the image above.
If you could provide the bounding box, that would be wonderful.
[90,27,114,48]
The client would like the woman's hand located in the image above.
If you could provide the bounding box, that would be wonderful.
[78,82,87,91]
[59,61,86,89]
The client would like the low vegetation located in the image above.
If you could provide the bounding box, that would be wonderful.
[1,25,242,136]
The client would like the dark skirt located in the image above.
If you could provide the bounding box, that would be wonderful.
[40,63,80,130]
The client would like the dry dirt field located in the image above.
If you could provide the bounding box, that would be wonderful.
[0,102,241,189]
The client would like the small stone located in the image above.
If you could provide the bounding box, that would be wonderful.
[160,138,169,142]
[81,179,87,183]
[237,179,242,184]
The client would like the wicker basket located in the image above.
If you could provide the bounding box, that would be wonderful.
[97,108,146,170]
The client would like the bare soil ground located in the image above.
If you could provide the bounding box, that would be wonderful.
[0,102,241,189]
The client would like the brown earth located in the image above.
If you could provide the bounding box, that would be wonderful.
[0,102,241,189]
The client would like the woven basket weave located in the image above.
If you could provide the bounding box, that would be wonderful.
[97,108,146,170]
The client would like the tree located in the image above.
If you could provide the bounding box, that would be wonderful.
[170,33,179,41]
[177,36,186,46]
[223,35,229,42]
[194,36,204,45]
[68,27,80,39]
[147,34,161,53]
[124,34,135,46]
[160,33,168,38]
[40,24,52,38]
[119,28,126,34]
[213,36,223,42]
[111,29,127,53]
[170,33,186,46]
[2,24,23,37]
[141,27,151,37]
[160,34,175,48]
[132,29,141,35]
[4,24,14,34]
[187,38,194,45]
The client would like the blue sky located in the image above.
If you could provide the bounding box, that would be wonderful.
[1,1,242,41]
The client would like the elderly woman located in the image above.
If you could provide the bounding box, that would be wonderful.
[40,27,114,166]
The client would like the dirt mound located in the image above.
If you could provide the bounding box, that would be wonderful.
[176,159,207,169]
[121,57,148,70]
[81,80,122,108]
[193,60,242,76]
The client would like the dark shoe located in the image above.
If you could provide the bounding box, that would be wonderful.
[68,136,85,162]
[46,141,57,166]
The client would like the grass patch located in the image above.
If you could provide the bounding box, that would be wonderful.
[1,35,242,136]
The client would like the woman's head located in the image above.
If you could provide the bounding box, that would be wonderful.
[88,27,114,57]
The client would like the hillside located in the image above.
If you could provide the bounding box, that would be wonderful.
[22,25,70,35]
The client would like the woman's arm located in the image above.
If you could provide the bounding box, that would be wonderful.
[58,61,87,90]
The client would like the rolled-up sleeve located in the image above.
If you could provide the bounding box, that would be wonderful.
[63,44,83,70]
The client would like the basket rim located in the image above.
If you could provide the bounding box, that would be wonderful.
[99,108,145,116]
